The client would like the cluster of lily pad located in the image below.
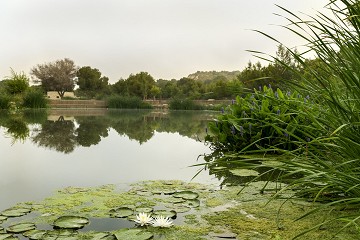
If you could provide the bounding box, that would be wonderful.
[0,183,202,240]
[108,190,201,228]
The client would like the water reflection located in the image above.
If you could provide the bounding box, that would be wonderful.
[0,109,212,153]
[0,109,219,211]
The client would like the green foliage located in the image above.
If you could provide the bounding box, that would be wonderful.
[3,69,30,95]
[169,98,204,110]
[0,94,11,109]
[76,66,109,99]
[237,45,299,91]
[31,58,77,98]
[187,70,241,83]
[22,90,48,108]
[106,95,152,109]
[206,86,320,152]
[204,1,360,237]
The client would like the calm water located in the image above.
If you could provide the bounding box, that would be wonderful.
[0,109,221,211]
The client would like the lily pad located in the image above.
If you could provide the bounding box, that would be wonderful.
[41,229,78,240]
[183,199,200,208]
[110,207,133,218]
[0,233,18,240]
[152,210,177,219]
[229,169,259,177]
[0,216,7,223]
[53,216,89,229]
[1,208,31,217]
[6,223,36,233]
[164,197,186,204]
[23,229,47,239]
[114,229,153,240]
[172,206,191,213]
[172,191,199,200]
[135,207,153,213]
[162,189,176,195]
[87,232,116,240]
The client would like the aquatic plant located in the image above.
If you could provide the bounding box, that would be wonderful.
[205,86,321,153]
[234,0,360,237]
[151,215,174,228]
[134,212,153,226]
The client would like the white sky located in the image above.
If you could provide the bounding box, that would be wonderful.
[0,0,329,83]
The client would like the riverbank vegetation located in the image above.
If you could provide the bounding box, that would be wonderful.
[0,69,47,110]
[204,0,360,237]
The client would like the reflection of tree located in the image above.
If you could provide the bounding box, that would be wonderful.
[107,110,214,144]
[32,117,77,154]
[109,110,155,144]
[155,111,212,140]
[1,109,215,152]
[0,111,29,144]
[75,116,109,147]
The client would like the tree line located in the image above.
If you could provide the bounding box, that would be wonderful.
[0,44,326,105]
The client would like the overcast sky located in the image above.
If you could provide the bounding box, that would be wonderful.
[1,0,329,83]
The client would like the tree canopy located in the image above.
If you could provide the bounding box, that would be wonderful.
[31,58,77,98]
[76,66,109,98]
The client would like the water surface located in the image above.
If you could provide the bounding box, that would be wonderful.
[0,109,220,211]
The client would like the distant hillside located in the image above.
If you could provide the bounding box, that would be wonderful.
[187,70,241,84]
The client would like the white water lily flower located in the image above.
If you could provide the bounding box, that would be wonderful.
[151,215,173,228]
[134,212,153,226]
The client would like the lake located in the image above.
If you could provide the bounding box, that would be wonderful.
[0,109,221,211]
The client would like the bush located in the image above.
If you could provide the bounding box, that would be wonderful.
[107,95,152,109]
[0,94,11,109]
[169,98,204,110]
[22,90,48,108]
[205,86,322,153]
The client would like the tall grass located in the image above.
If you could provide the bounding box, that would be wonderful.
[204,0,360,237]
[254,0,360,236]
[169,98,204,110]
[22,90,48,108]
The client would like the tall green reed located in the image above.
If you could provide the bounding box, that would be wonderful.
[203,0,360,237]
[254,0,360,236]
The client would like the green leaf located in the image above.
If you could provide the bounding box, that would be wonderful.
[113,229,153,240]
[53,216,89,229]
[6,223,36,233]
[172,191,199,200]
[109,207,134,218]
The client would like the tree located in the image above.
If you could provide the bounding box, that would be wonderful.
[126,72,156,99]
[76,66,109,98]
[31,58,77,98]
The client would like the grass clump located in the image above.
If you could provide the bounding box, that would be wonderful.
[169,98,204,110]
[22,90,48,108]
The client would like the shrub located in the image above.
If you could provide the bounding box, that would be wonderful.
[107,95,152,109]
[169,98,204,110]
[22,90,48,108]
[0,94,11,109]
[205,86,321,153]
